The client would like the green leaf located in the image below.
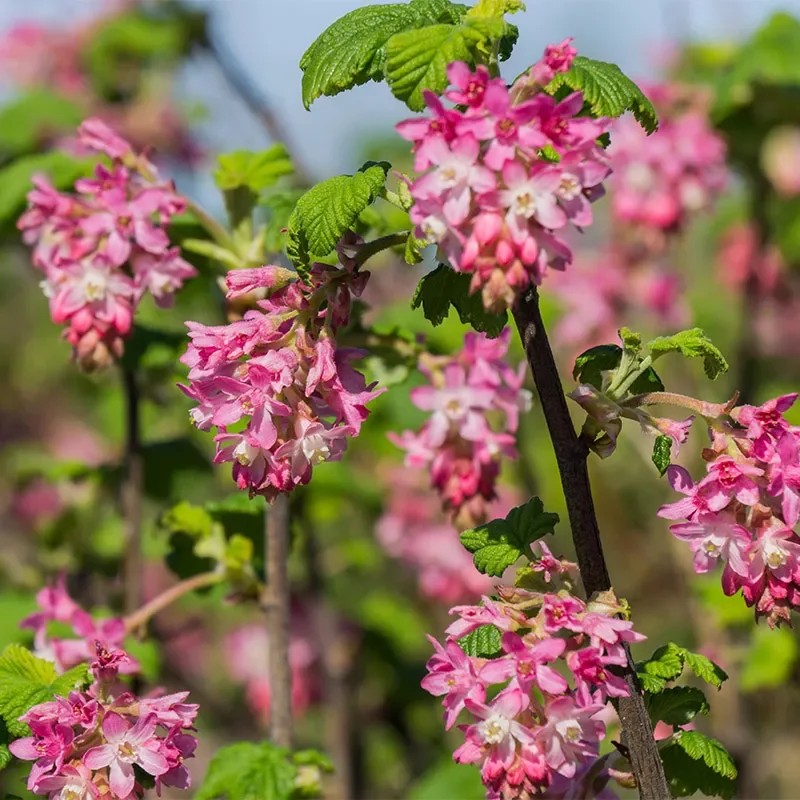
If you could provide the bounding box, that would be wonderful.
[646,328,729,380]
[661,733,737,799]
[411,264,507,337]
[0,152,94,224]
[286,162,390,274]
[385,18,505,111]
[638,642,685,682]
[572,343,664,394]
[0,91,84,157]
[0,744,10,772]
[544,56,658,134]
[261,188,304,253]
[646,685,710,726]
[460,497,559,576]
[652,435,672,476]
[457,624,503,658]
[195,741,297,800]
[637,672,667,694]
[684,650,728,689]
[0,645,89,737]
[214,146,293,193]
[619,326,642,355]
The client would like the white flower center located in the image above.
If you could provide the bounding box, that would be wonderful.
[764,540,788,569]
[301,434,331,465]
[116,740,138,764]
[233,440,260,466]
[556,719,582,743]
[421,216,446,242]
[511,188,538,218]
[680,182,707,210]
[61,784,88,800]
[81,267,109,302]
[703,539,721,556]
[625,163,656,193]
[444,398,464,418]
[558,172,582,201]
[479,713,511,745]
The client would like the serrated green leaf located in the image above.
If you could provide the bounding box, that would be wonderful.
[0,744,10,772]
[0,645,89,737]
[457,624,503,658]
[646,685,710,726]
[639,642,685,682]
[652,435,672,476]
[404,232,427,264]
[286,162,390,273]
[619,326,642,355]
[195,741,297,800]
[460,497,558,576]
[411,264,507,337]
[638,672,667,693]
[545,56,658,134]
[676,731,737,779]
[572,343,664,394]
[661,736,737,799]
[214,146,293,193]
[684,650,728,689]
[647,328,729,380]
[385,18,505,111]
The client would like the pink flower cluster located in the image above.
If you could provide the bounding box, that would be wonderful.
[389,329,530,528]
[21,575,138,677]
[376,471,519,603]
[397,43,611,312]
[423,545,642,799]
[225,617,318,725]
[10,643,198,799]
[180,238,384,500]
[609,83,727,236]
[19,118,195,370]
[658,394,800,627]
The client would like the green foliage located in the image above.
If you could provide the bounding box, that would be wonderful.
[196,741,296,800]
[0,91,85,157]
[457,624,503,658]
[646,685,709,726]
[544,56,658,134]
[637,641,727,694]
[411,264,507,337]
[647,328,729,380]
[571,343,664,394]
[262,188,305,254]
[740,624,798,692]
[0,645,90,737]
[287,162,390,277]
[0,152,93,224]
[661,731,737,799]
[460,497,559,576]
[214,147,294,194]
[410,759,484,799]
[300,0,517,110]
[652,435,672,476]
[385,17,506,111]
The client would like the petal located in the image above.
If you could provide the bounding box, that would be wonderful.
[83,744,115,769]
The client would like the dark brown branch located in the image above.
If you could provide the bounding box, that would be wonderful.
[121,365,143,616]
[261,494,293,748]
[512,287,670,800]
[205,27,313,188]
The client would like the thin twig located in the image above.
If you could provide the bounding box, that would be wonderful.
[261,494,293,748]
[205,25,313,188]
[121,364,143,617]
[512,287,670,800]
[304,523,354,800]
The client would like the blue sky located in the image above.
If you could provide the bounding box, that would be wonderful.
[2,0,800,179]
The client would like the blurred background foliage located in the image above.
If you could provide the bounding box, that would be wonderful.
[2,1,800,798]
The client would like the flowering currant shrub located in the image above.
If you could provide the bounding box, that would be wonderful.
[6,1,800,799]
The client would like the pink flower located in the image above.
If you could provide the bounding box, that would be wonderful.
[701,455,763,508]
[9,720,73,777]
[536,697,605,778]
[84,713,168,798]
[78,118,133,160]
[658,464,728,521]
[35,762,99,799]
[669,518,751,575]
[225,265,296,299]
[480,632,568,694]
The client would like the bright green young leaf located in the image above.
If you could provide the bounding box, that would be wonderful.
[661,733,737,799]
[652,435,672,476]
[411,264,507,337]
[182,239,242,270]
[572,343,664,394]
[619,326,642,355]
[385,17,505,111]
[646,328,729,380]
[0,645,90,737]
[638,672,667,694]
[683,650,728,689]
[214,146,293,193]
[544,56,658,134]
[458,624,503,658]
[286,161,390,275]
[646,685,710,726]
[0,745,10,772]
[460,497,559,576]
[638,642,685,682]
[195,741,297,800]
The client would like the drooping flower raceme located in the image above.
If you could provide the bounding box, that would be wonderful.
[180,238,384,500]
[18,118,196,370]
[389,329,530,528]
[423,542,640,799]
[10,643,198,798]
[658,394,800,627]
[397,43,612,312]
